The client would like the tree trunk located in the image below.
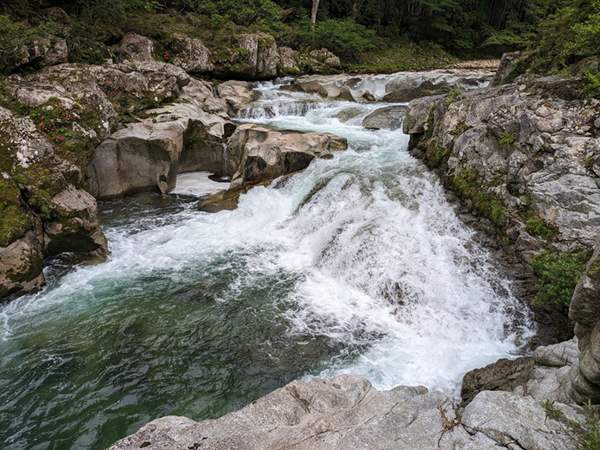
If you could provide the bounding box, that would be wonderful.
[311,0,320,31]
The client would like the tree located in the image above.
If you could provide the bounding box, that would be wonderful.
[311,0,319,30]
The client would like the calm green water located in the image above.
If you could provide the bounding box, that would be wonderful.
[0,80,533,450]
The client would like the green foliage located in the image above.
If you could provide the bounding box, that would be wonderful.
[543,398,600,450]
[530,250,589,311]
[445,86,462,106]
[294,18,376,56]
[542,398,565,421]
[499,132,516,146]
[526,217,557,240]
[451,168,509,230]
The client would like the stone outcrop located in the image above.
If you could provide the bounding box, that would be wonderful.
[169,33,214,74]
[212,32,281,80]
[110,369,585,450]
[492,51,522,87]
[85,104,233,199]
[569,236,600,402]
[278,47,301,74]
[0,58,259,298]
[404,74,600,260]
[288,69,493,103]
[199,125,348,212]
[362,105,407,130]
[0,105,108,300]
[461,339,579,407]
[111,33,156,63]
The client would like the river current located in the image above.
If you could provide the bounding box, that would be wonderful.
[0,79,534,449]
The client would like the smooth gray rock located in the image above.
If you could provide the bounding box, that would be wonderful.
[462,390,582,450]
[227,124,348,188]
[85,105,232,199]
[109,375,503,450]
[362,105,407,130]
[278,47,300,74]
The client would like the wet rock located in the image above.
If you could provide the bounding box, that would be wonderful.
[0,230,45,300]
[461,357,535,407]
[111,33,155,63]
[492,51,521,87]
[169,32,213,74]
[383,69,491,102]
[404,76,600,256]
[290,70,492,103]
[362,105,407,130]
[227,124,348,187]
[0,106,108,300]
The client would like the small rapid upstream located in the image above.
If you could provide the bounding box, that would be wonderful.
[0,79,534,450]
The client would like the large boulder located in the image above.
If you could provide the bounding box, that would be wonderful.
[492,51,522,87]
[362,105,407,130]
[0,36,68,75]
[461,339,579,407]
[85,104,234,199]
[227,124,348,186]
[0,105,108,300]
[278,47,301,75]
[569,235,600,402]
[111,33,156,63]
[109,373,584,450]
[169,33,214,74]
[199,125,348,213]
[212,33,280,80]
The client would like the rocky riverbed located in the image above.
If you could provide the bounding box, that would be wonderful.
[1,34,600,450]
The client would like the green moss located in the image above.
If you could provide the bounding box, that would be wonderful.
[525,217,558,240]
[6,247,43,283]
[530,250,590,312]
[499,132,516,147]
[425,104,437,140]
[451,168,508,230]
[449,121,471,136]
[0,177,33,247]
[585,156,596,168]
[445,86,461,106]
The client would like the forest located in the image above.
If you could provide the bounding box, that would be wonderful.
[0,0,599,73]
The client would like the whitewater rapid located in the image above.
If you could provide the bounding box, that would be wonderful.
[0,78,534,450]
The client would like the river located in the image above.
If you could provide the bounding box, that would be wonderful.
[0,78,534,450]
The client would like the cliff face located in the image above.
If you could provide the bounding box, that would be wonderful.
[404,73,600,405]
[404,75,599,260]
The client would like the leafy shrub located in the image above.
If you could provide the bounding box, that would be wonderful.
[525,217,556,240]
[296,18,376,56]
[530,250,589,311]
[543,398,600,450]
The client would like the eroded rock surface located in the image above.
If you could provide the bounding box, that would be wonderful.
[404,73,600,259]
[289,69,493,103]
[0,105,108,300]
[110,372,583,450]
[199,125,347,212]
[569,236,600,402]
